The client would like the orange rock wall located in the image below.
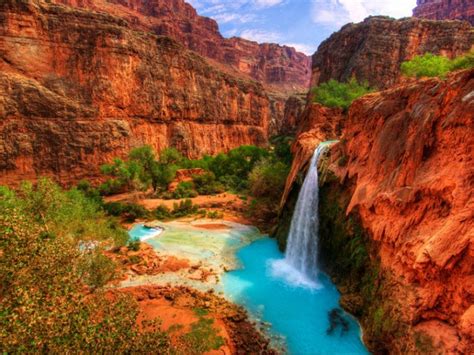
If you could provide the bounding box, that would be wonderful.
[0,0,269,185]
[312,16,474,89]
[338,71,473,352]
[282,70,474,352]
[414,0,474,25]
[52,0,311,92]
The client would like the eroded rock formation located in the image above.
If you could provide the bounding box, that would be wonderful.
[312,16,474,89]
[53,0,311,92]
[0,0,270,185]
[413,0,474,25]
[279,69,474,353]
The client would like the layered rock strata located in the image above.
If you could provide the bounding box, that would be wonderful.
[312,16,474,89]
[413,0,474,25]
[53,0,311,92]
[278,69,474,353]
[0,0,270,185]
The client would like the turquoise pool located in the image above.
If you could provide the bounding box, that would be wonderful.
[223,238,368,355]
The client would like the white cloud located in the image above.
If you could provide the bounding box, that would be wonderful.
[254,0,284,8]
[239,29,282,43]
[284,42,318,55]
[311,0,416,27]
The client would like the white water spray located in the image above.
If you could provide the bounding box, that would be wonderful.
[284,142,332,280]
[270,142,334,287]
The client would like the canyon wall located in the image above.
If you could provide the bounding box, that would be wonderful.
[53,0,311,92]
[312,16,474,89]
[413,0,474,25]
[279,70,474,353]
[0,0,270,185]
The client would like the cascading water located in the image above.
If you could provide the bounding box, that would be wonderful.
[285,142,331,279]
[271,142,334,287]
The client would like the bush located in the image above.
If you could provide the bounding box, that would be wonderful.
[401,51,474,79]
[401,53,451,78]
[248,159,290,221]
[172,199,198,217]
[154,204,172,220]
[451,51,474,71]
[99,178,127,196]
[313,78,372,110]
[127,237,141,251]
[193,172,225,195]
[103,202,149,222]
[207,211,224,219]
[180,317,225,354]
[173,181,198,199]
[0,179,174,352]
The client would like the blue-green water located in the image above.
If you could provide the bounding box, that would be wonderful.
[129,224,163,241]
[223,238,368,355]
[128,223,368,354]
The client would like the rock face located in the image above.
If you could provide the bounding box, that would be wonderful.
[53,0,311,92]
[414,0,474,25]
[312,16,474,89]
[280,69,474,353]
[0,0,270,185]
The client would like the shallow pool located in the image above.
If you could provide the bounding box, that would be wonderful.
[128,222,368,354]
[222,238,368,355]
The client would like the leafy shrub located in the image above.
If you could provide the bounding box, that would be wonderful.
[207,211,224,219]
[451,51,474,71]
[173,181,198,199]
[154,204,172,220]
[103,202,149,222]
[401,53,451,78]
[313,78,372,110]
[193,172,225,195]
[0,178,173,352]
[180,317,225,354]
[401,51,474,79]
[79,252,117,290]
[127,237,141,251]
[99,178,127,196]
[172,199,198,217]
[76,179,103,205]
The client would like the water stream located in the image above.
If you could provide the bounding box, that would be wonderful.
[128,143,368,354]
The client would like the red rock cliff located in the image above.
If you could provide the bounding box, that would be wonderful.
[53,0,311,92]
[0,0,270,185]
[414,0,474,25]
[312,16,474,89]
[281,70,474,352]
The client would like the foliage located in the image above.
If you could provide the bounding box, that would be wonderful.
[103,201,149,222]
[270,135,294,165]
[180,317,225,354]
[451,51,474,71]
[313,78,372,110]
[172,199,198,217]
[76,179,103,205]
[154,204,172,220]
[0,178,172,353]
[401,53,452,78]
[100,158,142,194]
[207,210,224,219]
[401,51,474,79]
[192,172,225,195]
[127,236,141,251]
[248,158,290,218]
[173,181,198,199]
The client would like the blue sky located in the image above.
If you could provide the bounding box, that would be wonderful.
[187,0,417,55]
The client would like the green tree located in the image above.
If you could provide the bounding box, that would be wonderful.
[313,78,372,110]
[401,53,452,78]
[0,179,172,353]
